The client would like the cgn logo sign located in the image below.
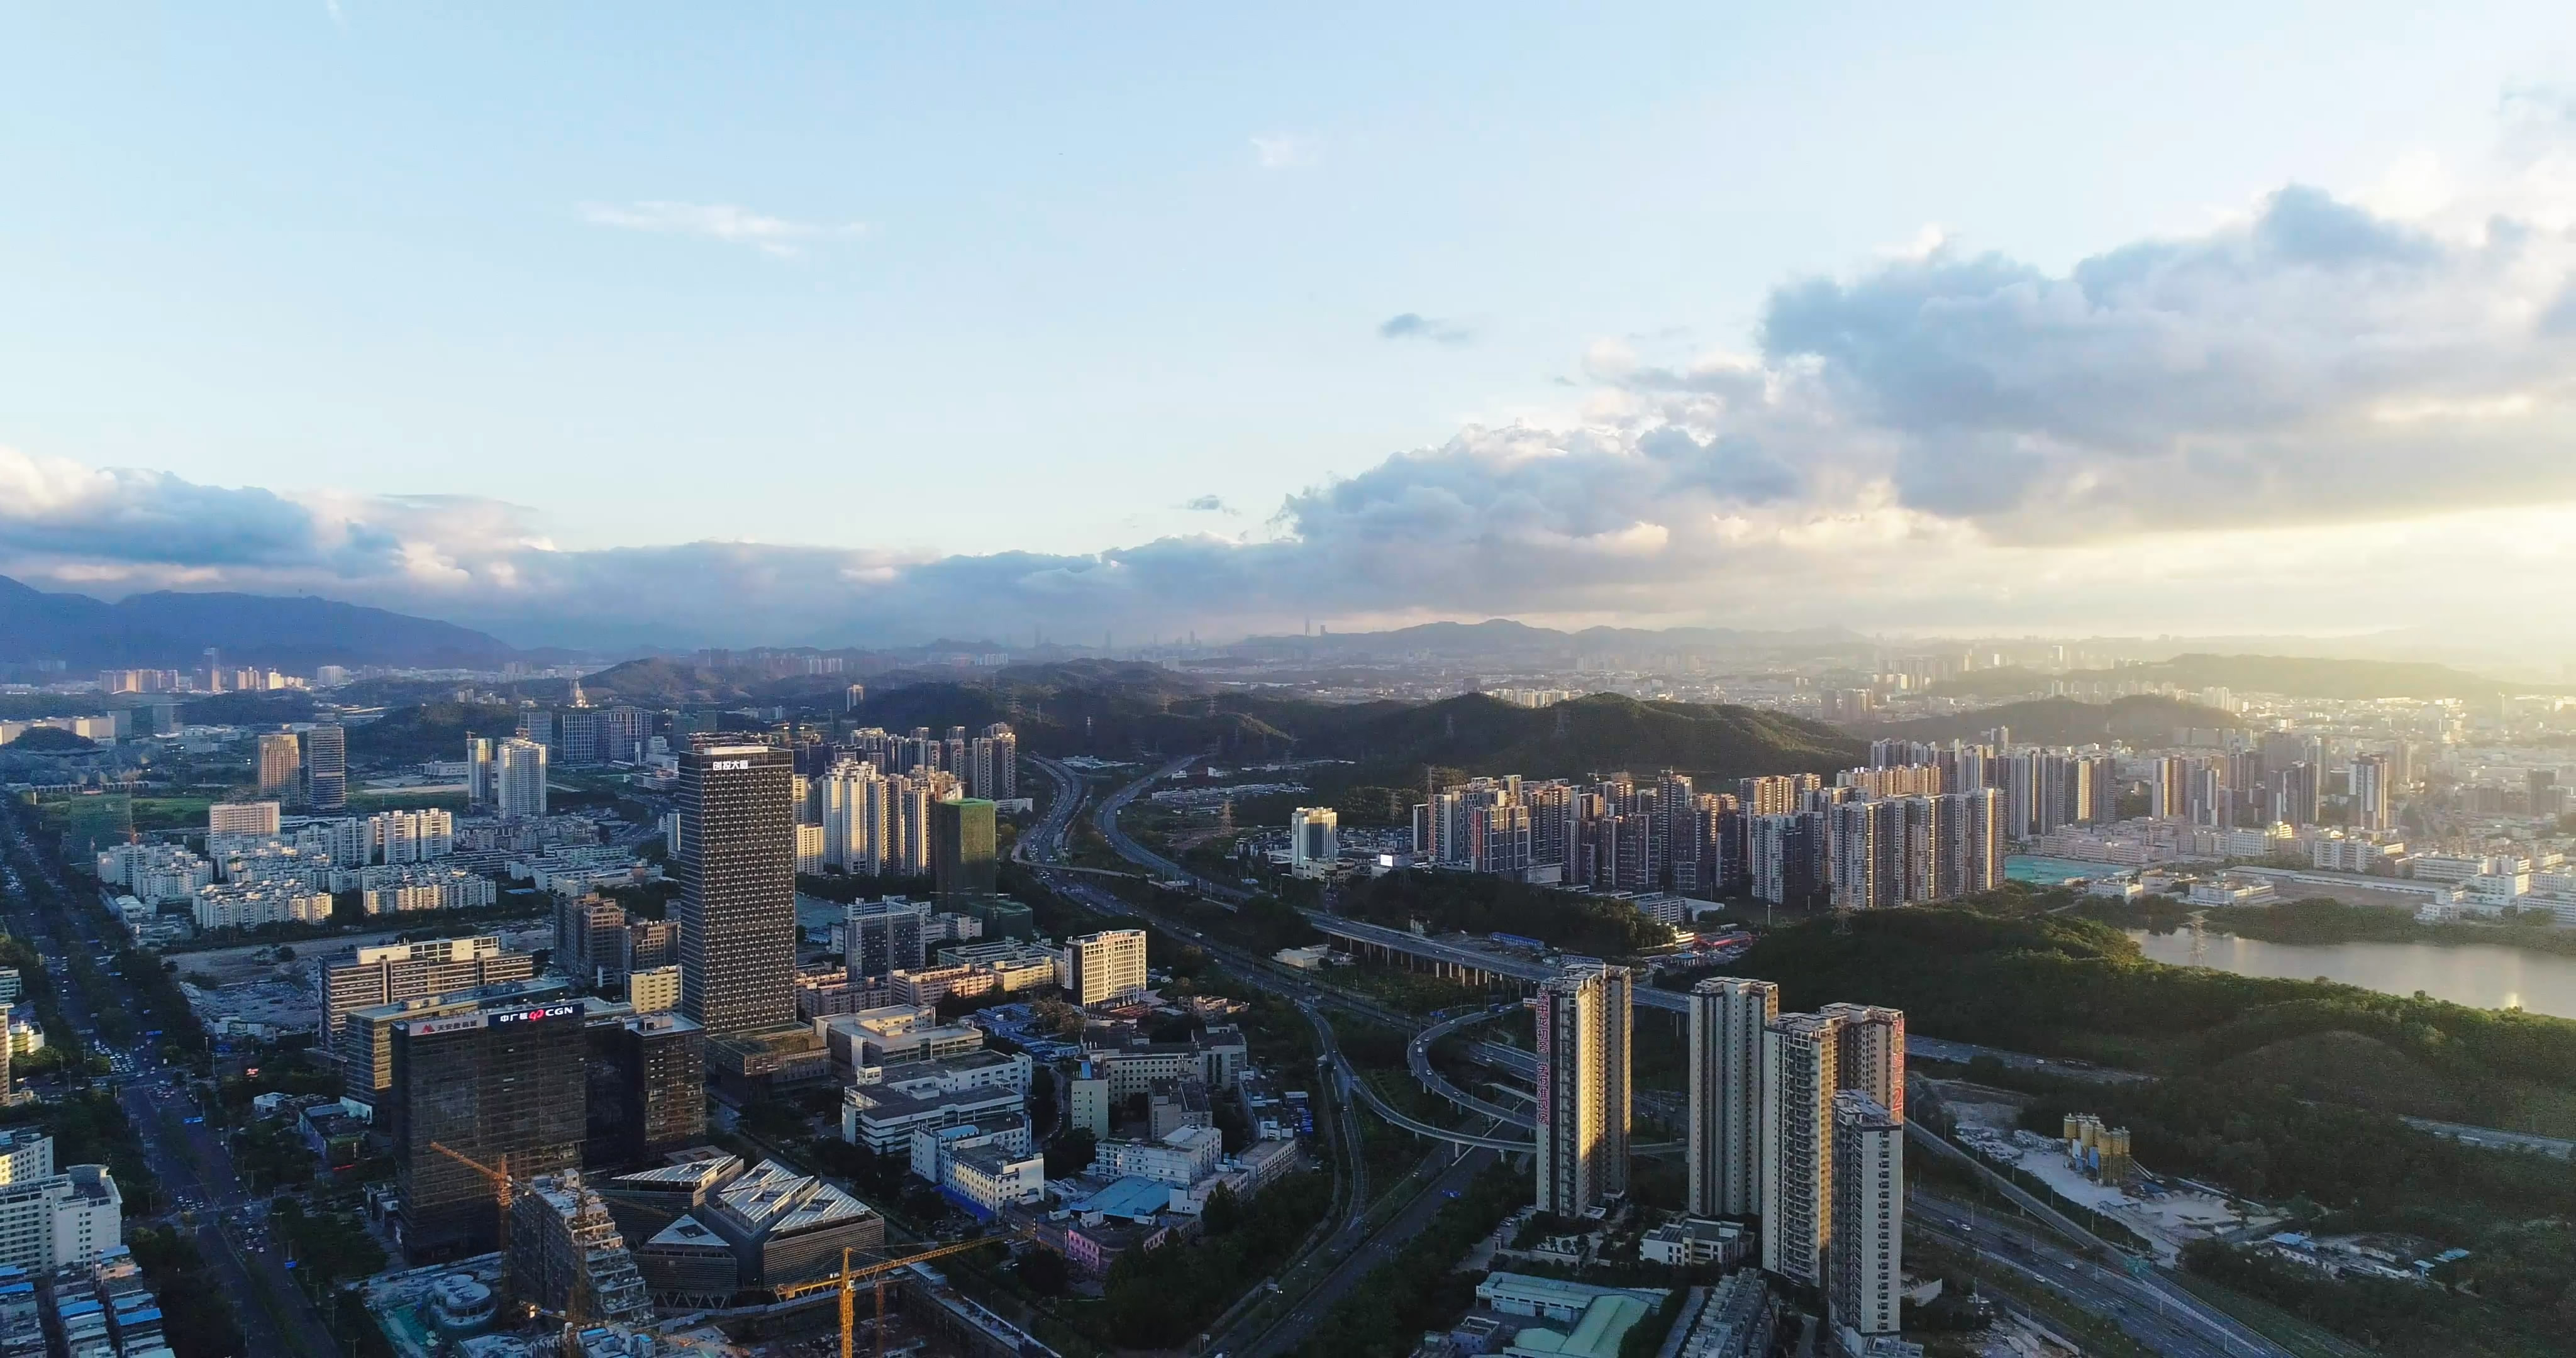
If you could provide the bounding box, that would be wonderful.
[491,1003,579,1025]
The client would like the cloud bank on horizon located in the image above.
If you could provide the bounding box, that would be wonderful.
[11,161,2576,648]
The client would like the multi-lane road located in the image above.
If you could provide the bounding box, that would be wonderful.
[0,808,340,1358]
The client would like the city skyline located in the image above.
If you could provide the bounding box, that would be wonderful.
[8,9,2576,648]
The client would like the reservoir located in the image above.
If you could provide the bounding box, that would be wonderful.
[2125,929,2576,1020]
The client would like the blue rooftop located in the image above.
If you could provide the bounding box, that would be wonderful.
[1072,1176,1172,1222]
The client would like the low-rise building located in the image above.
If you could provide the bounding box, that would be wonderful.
[1097,1125,1224,1187]
[191,881,331,931]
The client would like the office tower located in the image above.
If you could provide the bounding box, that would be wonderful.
[2350,754,2390,833]
[556,897,630,990]
[1535,962,1631,1215]
[1064,930,1148,1007]
[467,736,495,808]
[677,744,796,1036]
[207,800,282,836]
[1687,978,1777,1219]
[256,733,302,797]
[518,707,555,753]
[2150,756,2188,822]
[931,798,997,901]
[585,1010,706,1168]
[323,937,540,1076]
[597,706,651,765]
[1830,1091,1904,1344]
[1288,807,1339,878]
[623,919,679,976]
[557,709,602,766]
[389,996,586,1260]
[1760,1011,1840,1286]
[496,738,550,818]
[2280,762,2320,829]
[843,898,929,980]
[303,724,348,812]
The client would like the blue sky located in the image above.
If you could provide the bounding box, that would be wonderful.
[6,4,2576,646]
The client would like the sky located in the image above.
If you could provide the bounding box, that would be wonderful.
[6,4,2576,650]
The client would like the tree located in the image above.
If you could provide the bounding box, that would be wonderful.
[1044,1130,1096,1178]
[1016,1248,1069,1296]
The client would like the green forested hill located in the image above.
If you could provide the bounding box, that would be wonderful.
[1289,691,1862,780]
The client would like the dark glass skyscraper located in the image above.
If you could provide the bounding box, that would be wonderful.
[303,723,347,812]
[677,743,796,1035]
[585,1009,706,1168]
[932,797,997,902]
[388,998,586,1261]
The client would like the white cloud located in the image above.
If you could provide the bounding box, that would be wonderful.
[577,201,866,257]
[1250,133,1319,170]
[15,109,2576,648]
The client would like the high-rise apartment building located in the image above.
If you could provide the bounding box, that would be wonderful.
[1064,930,1147,1007]
[2280,761,2321,829]
[1288,807,1339,878]
[1830,1091,1904,1344]
[1760,1011,1840,1286]
[931,798,997,901]
[1535,961,1630,1215]
[1818,1003,1906,1120]
[389,997,586,1260]
[1687,976,1776,1219]
[1762,1003,1907,1295]
[677,744,796,1036]
[208,800,282,836]
[497,738,550,818]
[467,736,494,808]
[256,733,301,798]
[968,725,1018,801]
[2150,756,2189,822]
[2350,754,2390,833]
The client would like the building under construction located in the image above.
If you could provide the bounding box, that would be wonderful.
[510,1171,653,1327]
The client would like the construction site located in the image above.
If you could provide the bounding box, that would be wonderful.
[360,1142,1055,1358]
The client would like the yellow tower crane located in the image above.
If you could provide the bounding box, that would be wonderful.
[775,1234,1015,1358]
[430,1142,596,1333]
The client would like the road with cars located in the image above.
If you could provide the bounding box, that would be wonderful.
[0,807,340,1358]
[1910,1191,2296,1358]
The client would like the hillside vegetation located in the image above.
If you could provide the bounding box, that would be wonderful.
[1291,691,1861,780]
[570,661,1861,779]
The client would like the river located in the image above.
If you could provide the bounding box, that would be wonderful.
[2126,929,2576,1020]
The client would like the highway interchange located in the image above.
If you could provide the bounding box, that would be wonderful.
[1038,754,2313,1358]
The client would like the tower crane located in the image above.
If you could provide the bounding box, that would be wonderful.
[774,1234,1017,1358]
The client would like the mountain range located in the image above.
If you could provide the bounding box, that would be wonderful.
[0,575,531,671]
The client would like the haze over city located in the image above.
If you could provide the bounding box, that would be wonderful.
[9,6,2576,652]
